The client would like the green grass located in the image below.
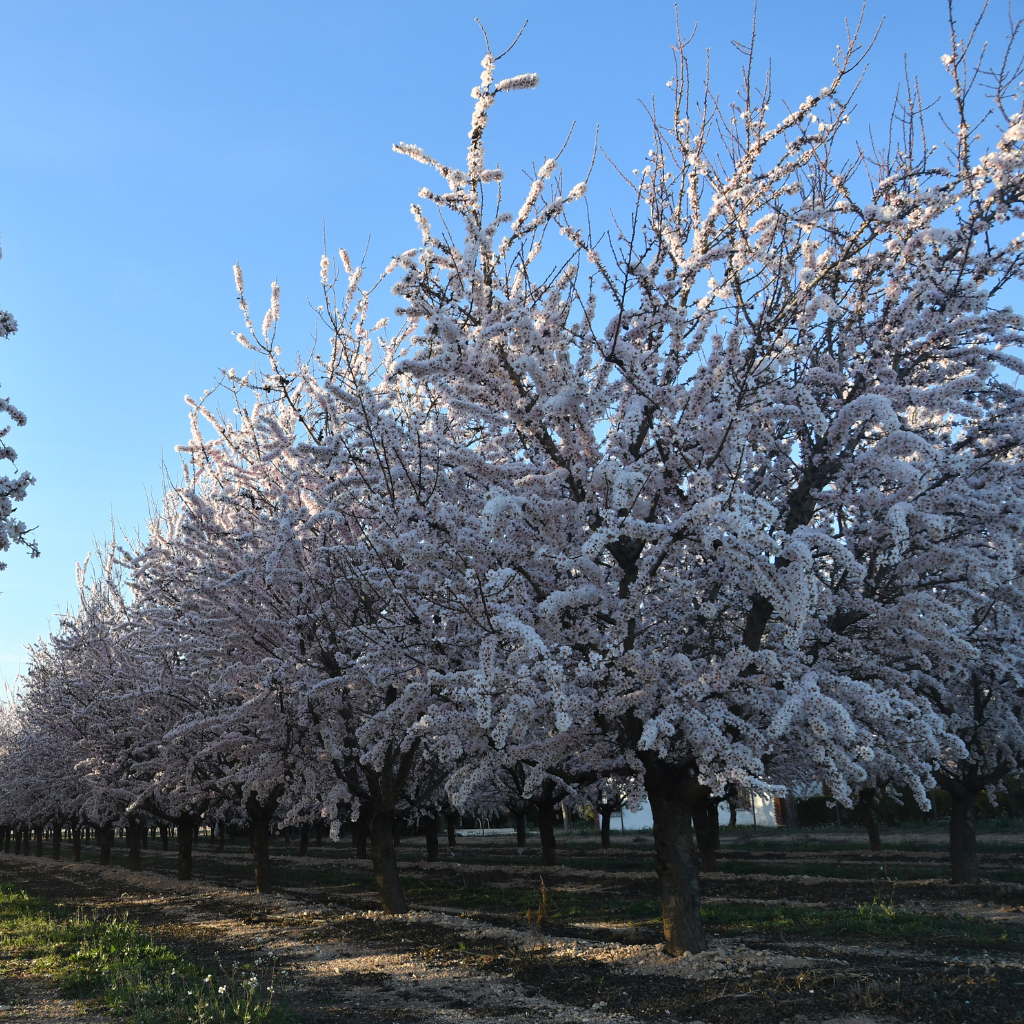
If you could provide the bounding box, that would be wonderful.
[0,882,284,1024]
[715,859,1024,883]
[400,877,659,925]
[702,898,1024,948]
[414,873,1024,950]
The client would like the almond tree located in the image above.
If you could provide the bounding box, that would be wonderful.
[381,16,1024,954]
[761,5,1024,884]
[141,268,467,905]
[132,434,330,892]
[17,552,152,866]
[0,237,37,579]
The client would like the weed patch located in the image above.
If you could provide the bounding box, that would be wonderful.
[0,882,284,1024]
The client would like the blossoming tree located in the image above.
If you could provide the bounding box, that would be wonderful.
[383,16,1024,953]
[0,237,36,579]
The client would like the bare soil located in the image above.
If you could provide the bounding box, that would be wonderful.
[0,978,112,1024]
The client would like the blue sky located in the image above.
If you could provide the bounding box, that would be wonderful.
[0,0,994,681]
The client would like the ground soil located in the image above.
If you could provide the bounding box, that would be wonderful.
[0,978,113,1024]
[0,823,1022,1024]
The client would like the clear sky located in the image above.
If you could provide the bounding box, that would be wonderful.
[0,0,994,681]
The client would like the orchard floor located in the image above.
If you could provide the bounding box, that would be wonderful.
[2,823,1024,1024]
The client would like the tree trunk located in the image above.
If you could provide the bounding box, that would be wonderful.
[218,821,226,852]
[859,788,882,852]
[445,813,458,848]
[781,796,800,828]
[949,787,980,884]
[159,823,169,851]
[127,820,143,871]
[644,759,708,955]
[98,825,113,865]
[315,823,324,846]
[34,827,43,857]
[51,822,61,861]
[72,827,82,862]
[1,827,9,853]
[515,810,527,849]
[177,815,194,880]
[141,826,148,849]
[14,828,22,855]
[246,796,274,893]
[369,806,408,913]
[729,802,737,827]
[537,802,557,867]
[692,798,720,871]
[424,816,439,862]
[600,808,612,849]
[353,816,368,859]
[297,822,310,857]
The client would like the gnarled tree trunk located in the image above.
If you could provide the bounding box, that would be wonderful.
[159,824,169,851]
[600,807,612,849]
[859,788,882,852]
[72,826,82,862]
[369,805,407,913]
[445,813,458,848]
[127,819,143,871]
[515,810,527,849]
[691,798,719,872]
[424,815,439,862]
[779,796,800,828]
[949,786,980,884]
[98,825,113,865]
[537,801,557,867]
[177,814,194,880]
[51,821,61,861]
[297,822,310,857]
[353,816,368,859]
[643,757,707,955]
[246,795,274,893]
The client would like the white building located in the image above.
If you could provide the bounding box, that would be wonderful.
[614,793,778,831]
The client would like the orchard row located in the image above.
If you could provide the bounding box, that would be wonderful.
[3,22,1024,956]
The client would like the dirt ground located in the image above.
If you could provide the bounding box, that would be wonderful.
[0,825,1022,1024]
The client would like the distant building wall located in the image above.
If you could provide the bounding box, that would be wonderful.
[724,793,777,827]
[614,793,778,831]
